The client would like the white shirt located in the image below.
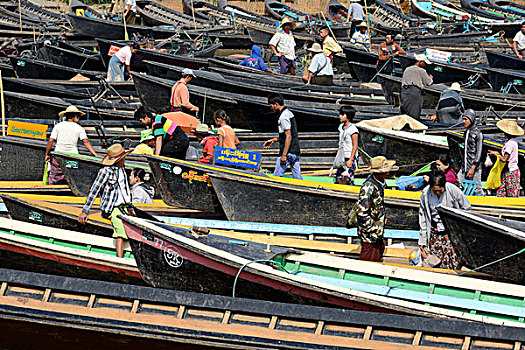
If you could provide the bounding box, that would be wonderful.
[50,121,87,154]
[349,3,365,21]
[115,45,132,65]
[126,0,136,12]
[429,191,445,232]
[114,168,131,206]
[269,29,296,60]
[338,123,359,158]
[308,52,333,76]
[350,31,369,48]
[278,108,294,133]
[514,31,525,51]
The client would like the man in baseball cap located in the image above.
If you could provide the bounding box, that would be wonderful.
[170,68,199,114]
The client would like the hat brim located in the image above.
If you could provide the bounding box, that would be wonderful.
[449,87,463,92]
[58,110,86,118]
[101,149,133,166]
[370,160,399,173]
[497,124,525,136]
[308,48,323,53]
[279,20,296,30]
[191,129,214,135]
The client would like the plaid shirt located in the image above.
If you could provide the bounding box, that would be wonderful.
[82,166,126,215]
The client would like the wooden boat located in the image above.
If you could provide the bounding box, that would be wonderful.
[67,13,175,40]
[397,54,488,88]
[3,269,524,350]
[18,0,63,22]
[96,38,210,72]
[68,0,103,18]
[0,217,142,284]
[461,0,524,20]
[183,0,275,27]
[219,0,276,23]
[135,0,207,27]
[412,0,493,22]
[9,55,103,80]
[0,136,48,181]
[265,0,311,21]
[41,44,105,72]
[0,181,70,194]
[439,206,525,285]
[377,73,525,110]
[121,214,525,327]
[486,50,525,70]
[2,78,90,99]
[245,24,315,48]
[486,67,525,94]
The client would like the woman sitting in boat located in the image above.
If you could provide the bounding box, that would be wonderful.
[214,110,239,150]
[489,120,523,198]
[44,105,99,185]
[419,171,471,270]
[238,45,269,72]
[129,168,154,204]
[107,42,140,82]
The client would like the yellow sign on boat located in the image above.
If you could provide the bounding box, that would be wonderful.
[7,121,47,140]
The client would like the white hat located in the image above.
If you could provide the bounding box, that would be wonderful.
[278,17,296,31]
[182,68,196,78]
[414,53,431,64]
[308,43,323,53]
[448,82,463,92]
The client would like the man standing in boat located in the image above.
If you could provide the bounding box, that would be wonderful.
[319,25,342,61]
[269,18,297,76]
[512,21,525,59]
[400,54,433,120]
[347,0,365,36]
[124,0,137,25]
[459,109,484,195]
[170,68,199,115]
[377,34,406,76]
[264,93,302,179]
[356,156,398,262]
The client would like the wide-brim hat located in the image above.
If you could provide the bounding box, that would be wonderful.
[497,119,524,136]
[365,156,399,173]
[356,21,368,28]
[448,82,463,92]
[414,53,431,65]
[278,17,296,31]
[140,129,155,143]
[58,105,86,118]
[191,123,214,135]
[307,43,323,53]
[102,143,133,166]
[350,0,361,2]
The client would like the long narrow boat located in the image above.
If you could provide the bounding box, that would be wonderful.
[3,269,524,350]
[121,214,525,327]
[0,217,142,284]
[245,24,316,48]
[486,50,525,70]
[486,66,525,94]
[183,0,275,27]
[135,0,207,27]
[42,44,105,71]
[439,206,525,284]
[2,78,90,99]
[9,55,103,80]
[96,38,210,71]
[461,0,524,20]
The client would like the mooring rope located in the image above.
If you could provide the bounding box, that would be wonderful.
[232,259,295,298]
[459,247,525,276]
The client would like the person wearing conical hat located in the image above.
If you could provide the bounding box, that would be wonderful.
[78,143,133,258]
[305,43,334,86]
[350,21,370,49]
[429,82,465,124]
[269,17,297,75]
[356,156,398,262]
[489,120,524,197]
[44,105,99,185]
[348,0,365,36]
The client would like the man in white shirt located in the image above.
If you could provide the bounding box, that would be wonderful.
[305,43,334,85]
[125,0,137,24]
[513,21,525,59]
[45,105,99,184]
[348,0,365,37]
[350,22,370,49]
[269,17,297,75]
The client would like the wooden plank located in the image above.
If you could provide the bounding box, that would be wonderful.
[268,315,278,329]
[315,321,325,335]
[462,336,472,350]
[42,288,51,302]
[176,305,185,319]
[0,282,7,296]
[363,326,373,340]
[87,294,96,308]
[131,300,140,313]
[221,310,231,324]
[413,331,423,346]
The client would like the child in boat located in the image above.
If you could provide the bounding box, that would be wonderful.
[132,129,156,155]
[332,105,359,185]
[129,168,154,204]
[192,124,218,164]
[45,105,99,185]
[489,120,523,198]
[214,110,239,149]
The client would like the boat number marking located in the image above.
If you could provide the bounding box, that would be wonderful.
[28,210,43,222]
[372,135,384,144]
[434,66,443,72]
[173,166,182,175]
[159,162,172,171]
[182,170,209,184]
[154,236,184,268]
[66,160,79,169]
[513,79,523,86]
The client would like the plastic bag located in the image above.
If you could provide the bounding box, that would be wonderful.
[485,156,505,190]
[42,161,50,185]
[332,148,346,170]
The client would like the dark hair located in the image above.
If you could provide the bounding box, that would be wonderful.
[65,112,80,120]
[320,25,329,31]
[213,109,231,124]
[339,105,356,122]
[131,42,140,50]
[522,21,525,26]
[268,93,284,106]
[386,33,394,39]
[131,168,147,182]
[437,153,452,167]
[134,106,152,121]
[429,170,447,188]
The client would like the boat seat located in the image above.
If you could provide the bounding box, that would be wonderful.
[461,179,479,196]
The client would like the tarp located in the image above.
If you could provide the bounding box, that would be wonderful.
[357,115,427,131]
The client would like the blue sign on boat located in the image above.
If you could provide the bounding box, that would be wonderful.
[214,147,262,170]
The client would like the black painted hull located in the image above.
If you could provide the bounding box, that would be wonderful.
[9,56,102,80]
[486,67,525,94]
[439,207,525,284]
[2,78,90,99]
[43,45,105,71]
[0,137,46,181]
[486,50,525,70]
[209,172,420,229]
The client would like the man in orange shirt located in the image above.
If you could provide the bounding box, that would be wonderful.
[170,68,200,114]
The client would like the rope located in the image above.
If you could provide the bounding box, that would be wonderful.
[202,88,211,124]
[232,259,294,298]
[369,57,393,83]
[459,248,525,276]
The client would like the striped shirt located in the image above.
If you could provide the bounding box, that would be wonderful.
[152,115,187,143]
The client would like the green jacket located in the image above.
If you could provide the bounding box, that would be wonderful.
[356,174,386,243]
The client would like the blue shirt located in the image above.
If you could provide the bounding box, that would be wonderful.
[239,45,268,72]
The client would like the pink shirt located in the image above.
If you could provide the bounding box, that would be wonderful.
[502,138,519,172]
[115,46,132,65]
[444,167,458,185]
